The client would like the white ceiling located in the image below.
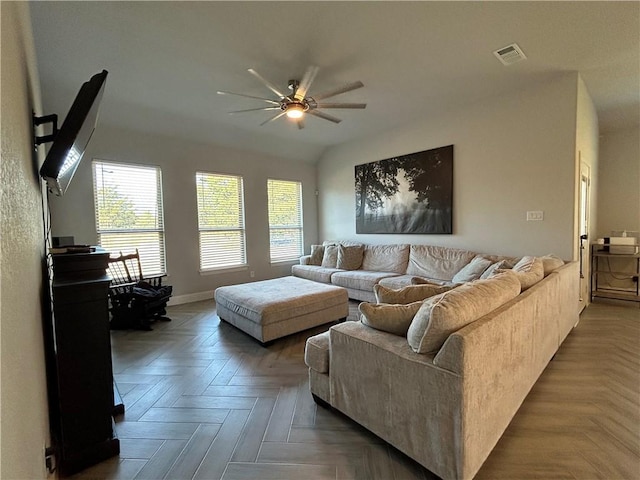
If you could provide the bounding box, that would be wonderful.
[29,1,640,163]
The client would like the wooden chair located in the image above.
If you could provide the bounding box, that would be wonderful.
[107,249,172,330]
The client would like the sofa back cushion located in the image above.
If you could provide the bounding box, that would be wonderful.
[374,283,454,304]
[361,244,410,273]
[406,245,477,281]
[501,255,544,290]
[540,254,564,276]
[407,270,521,354]
[359,301,423,336]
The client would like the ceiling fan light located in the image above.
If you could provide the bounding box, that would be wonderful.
[286,103,305,119]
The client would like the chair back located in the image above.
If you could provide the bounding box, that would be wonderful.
[108,249,145,285]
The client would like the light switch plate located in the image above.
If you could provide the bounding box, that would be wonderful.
[526,211,544,221]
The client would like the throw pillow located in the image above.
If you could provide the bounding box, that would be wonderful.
[337,244,364,270]
[359,301,423,336]
[374,283,454,305]
[479,259,508,279]
[407,270,521,354]
[540,254,564,276]
[451,255,493,283]
[321,245,339,268]
[309,245,325,266]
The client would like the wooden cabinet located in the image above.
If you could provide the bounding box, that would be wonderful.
[48,249,119,475]
[591,244,640,304]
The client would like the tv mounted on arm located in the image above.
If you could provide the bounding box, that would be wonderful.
[34,70,108,196]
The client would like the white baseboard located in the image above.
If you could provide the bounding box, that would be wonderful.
[168,290,214,306]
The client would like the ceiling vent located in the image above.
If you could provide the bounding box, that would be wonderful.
[493,43,527,66]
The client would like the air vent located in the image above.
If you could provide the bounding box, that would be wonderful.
[493,43,527,66]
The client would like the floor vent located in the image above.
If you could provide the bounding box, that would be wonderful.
[493,43,527,66]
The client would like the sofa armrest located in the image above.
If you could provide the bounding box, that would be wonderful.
[299,255,312,265]
[328,322,462,479]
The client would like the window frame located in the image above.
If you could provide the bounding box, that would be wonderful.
[195,171,247,273]
[92,159,167,276]
[267,178,304,264]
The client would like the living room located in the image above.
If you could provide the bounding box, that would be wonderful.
[2,2,639,479]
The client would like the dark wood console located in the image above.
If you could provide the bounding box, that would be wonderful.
[48,248,120,475]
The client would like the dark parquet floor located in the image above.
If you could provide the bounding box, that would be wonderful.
[70,300,639,480]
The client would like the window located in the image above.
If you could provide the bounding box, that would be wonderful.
[267,179,303,262]
[93,161,166,275]
[196,172,246,271]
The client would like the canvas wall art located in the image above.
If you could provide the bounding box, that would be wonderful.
[355,145,453,234]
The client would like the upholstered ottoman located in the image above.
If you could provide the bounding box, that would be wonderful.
[214,276,348,344]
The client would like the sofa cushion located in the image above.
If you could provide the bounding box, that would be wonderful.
[305,331,330,373]
[361,244,410,274]
[309,245,325,266]
[508,256,545,290]
[407,270,521,354]
[359,301,423,336]
[331,270,400,292]
[540,254,564,276]
[291,264,343,284]
[321,245,340,268]
[337,244,364,270]
[479,259,509,279]
[406,245,477,282]
[410,277,452,286]
[451,255,493,283]
[374,283,454,304]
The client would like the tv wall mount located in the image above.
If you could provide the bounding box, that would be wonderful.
[33,112,58,148]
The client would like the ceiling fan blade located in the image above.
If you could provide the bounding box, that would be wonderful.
[228,107,281,114]
[297,118,305,130]
[312,81,364,101]
[308,109,342,124]
[217,90,280,105]
[260,111,287,126]
[248,68,288,99]
[315,103,367,109]
[295,65,320,101]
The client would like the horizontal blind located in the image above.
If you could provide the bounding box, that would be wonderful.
[196,172,246,270]
[267,179,303,262]
[93,161,166,275]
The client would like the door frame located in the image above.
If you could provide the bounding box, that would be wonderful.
[578,160,591,313]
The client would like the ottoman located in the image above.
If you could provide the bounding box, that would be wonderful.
[214,276,349,344]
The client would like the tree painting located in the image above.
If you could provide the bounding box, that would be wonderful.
[355,145,453,234]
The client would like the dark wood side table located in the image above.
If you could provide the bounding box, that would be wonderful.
[49,248,120,475]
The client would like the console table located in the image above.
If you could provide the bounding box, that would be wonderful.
[48,248,120,475]
[591,244,640,304]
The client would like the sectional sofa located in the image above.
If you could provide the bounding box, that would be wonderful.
[294,241,528,302]
[298,241,579,479]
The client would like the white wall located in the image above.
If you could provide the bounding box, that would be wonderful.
[318,74,581,260]
[49,125,318,299]
[597,126,640,237]
[0,3,51,478]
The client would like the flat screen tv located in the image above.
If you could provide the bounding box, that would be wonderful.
[39,70,108,196]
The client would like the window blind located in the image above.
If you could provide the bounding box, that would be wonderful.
[93,161,166,275]
[196,172,246,270]
[267,179,303,262]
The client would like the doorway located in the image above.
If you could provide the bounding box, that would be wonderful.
[578,160,591,313]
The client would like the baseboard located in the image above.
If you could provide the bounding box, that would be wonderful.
[167,290,214,306]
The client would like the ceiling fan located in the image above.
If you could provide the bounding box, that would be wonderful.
[217,66,366,129]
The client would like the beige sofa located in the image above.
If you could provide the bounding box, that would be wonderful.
[292,242,520,302]
[303,246,579,479]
